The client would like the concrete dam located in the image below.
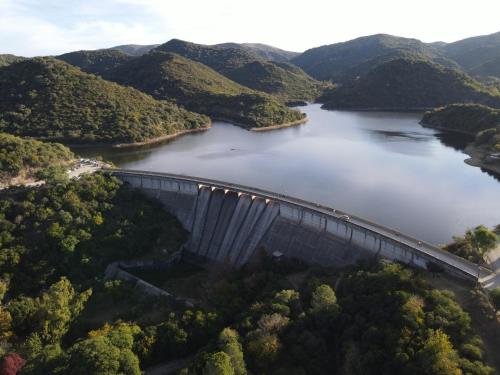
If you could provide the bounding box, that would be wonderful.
[107,169,488,282]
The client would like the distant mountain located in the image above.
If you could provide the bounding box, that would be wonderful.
[105,51,305,129]
[216,42,299,62]
[57,49,133,76]
[155,39,319,100]
[154,39,262,74]
[470,56,500,78]
[225,60,321,101]
[440,31,500,74]
[110,44,160,56]
[0,58,208,144]
[292,34,457,82]
[0,54,25,67]
[319,58,500,110]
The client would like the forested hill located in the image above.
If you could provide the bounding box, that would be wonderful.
[155,39,261,74]
[422,104,500,157]
[215,42,299,62]
[439,31,500,77]
[225,60,322,101]
[105,51,305,129]
[154,39,320,101]
[110,43,160,56]
[0,132,74,182]
[421,104,500,135]
[0,58,209,144]
[292,34,457,82]
[319,58,500,110]
[57,49,133,76]
[0,54,25,68]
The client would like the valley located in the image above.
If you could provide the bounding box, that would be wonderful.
[2,22,500,375]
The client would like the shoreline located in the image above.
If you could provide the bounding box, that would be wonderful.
[211,116,308,132]
[60,125,211,149]
[420,121,500,175]
[463,144,500,176]
[250,118,308,132]
[112,126,211,148]
[419,121,477,136]
[320,104,430,113]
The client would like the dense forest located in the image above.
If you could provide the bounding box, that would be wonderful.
[154,39,262,74]
[153,39,320,101]
[0,58,209,144]
[0,133,74,183]
[422,104,500,156]
[57,49,133,76]
[292,34,457,82]
[0,54,25,68]
[104,51,306,128]
[319,58,500,110]
[225,60,321,102]
[215,42,299,63]
[421,104,500,134]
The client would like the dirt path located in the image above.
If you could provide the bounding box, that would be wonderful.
[145,355,196,375]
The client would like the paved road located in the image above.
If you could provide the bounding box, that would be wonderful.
[482,245,500,289]
[106,169,489,283]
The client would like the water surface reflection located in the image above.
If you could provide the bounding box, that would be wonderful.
[75,104,500,244]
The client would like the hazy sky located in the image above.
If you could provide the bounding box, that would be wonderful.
[1,0,500,56]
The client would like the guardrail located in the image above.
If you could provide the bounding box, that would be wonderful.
[104,168,488,281]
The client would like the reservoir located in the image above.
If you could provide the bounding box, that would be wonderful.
[76,103,500,245]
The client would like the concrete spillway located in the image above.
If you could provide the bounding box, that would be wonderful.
[108,169,490,283]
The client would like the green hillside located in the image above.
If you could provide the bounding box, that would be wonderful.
[216,42,299,62]
[0,54,25,67]
[226,60,321,101]
[292,34,457,82]
[154,39,318,100]
[471,55,500,79]
[421,104,500,134]
[155,39,261,74]
[110,43,160,56]
[57,49,133,76]
[440,31,500,76]
[319,58,500,110]
[106,51,305,128]
[0,132,74,182]
[0,57,209,144]
[422,104,500,157]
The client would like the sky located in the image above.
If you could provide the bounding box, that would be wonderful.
[1,0,500,57]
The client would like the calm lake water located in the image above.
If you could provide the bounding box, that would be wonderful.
[76,104,500,244]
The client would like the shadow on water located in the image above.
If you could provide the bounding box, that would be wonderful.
[481,168,500,183]
[367,129,433,142]
[70,131,210,164]
[435,131,475,151]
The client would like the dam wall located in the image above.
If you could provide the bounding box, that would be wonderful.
[109,170,485,282]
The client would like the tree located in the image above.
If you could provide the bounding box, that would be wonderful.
[0,306,12,339]
[35,277,92,343]
[203,351,234,375]
[246,333,280,367]
[218,328,246,375]
[0,353,26,375]
[465,226,498,258]
[67,335,140,375]
[416,330,462,375]
[489,288,500,312]
[310,284,339,315]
